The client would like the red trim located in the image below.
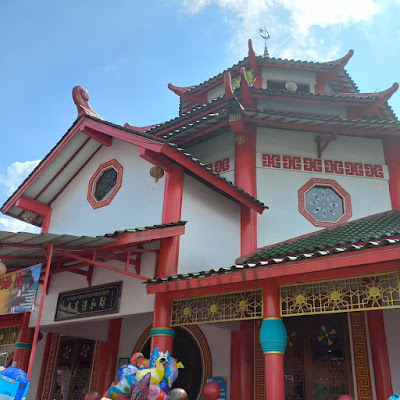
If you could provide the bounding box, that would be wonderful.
[247,39,262,88]
[263,281,285,400]
[160,144,265,214]
[234,122,257,255]
[298,178,352,228]
[13,312,34,372]
[147,244,400,294]
[230,320,255,400]
[151,293,174,354]
[48,144,102,206]
[35,332,53,400]
[2,122,84,214]
[239,67,256,109]
[176,120,229,146]
[367,310,393,400]
[167,83,208,108]
[81,126,112,147]
[15,196,52,233]
[87,159,123,209]
[96,318,122,395]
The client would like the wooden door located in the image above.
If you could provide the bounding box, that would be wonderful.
[50,337,95,400]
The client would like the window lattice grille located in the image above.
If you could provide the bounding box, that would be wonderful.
[0,326,19,347]
[281,272,400,316]
[171,290,263,326]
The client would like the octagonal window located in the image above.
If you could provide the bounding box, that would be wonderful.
[299,178,352,228]
[87,159,123,209]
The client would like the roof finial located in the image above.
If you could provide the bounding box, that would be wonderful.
[259,27,270,57]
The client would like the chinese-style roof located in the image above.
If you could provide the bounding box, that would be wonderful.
[2,115,266,225]
[0,221,186,268]
[146,209,400,284]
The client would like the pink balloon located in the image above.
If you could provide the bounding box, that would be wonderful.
[203,382,220,400]
[338,396,354,400]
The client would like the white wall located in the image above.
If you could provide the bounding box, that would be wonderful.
[257,128,391,246]
[29,250,156,329]
[262,67,317,91]
[207,84,224,102]
[199,323,232,399]
[178,175,241,273]
[384,308,400,394]
[49,139,164,236]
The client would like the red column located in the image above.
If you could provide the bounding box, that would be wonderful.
[158,165,184,278]
[35,332,54,400]
[262,281,286,400]
[234,124,257,256]
[150,293,174,354]
[367,310,393,400]
[383,135,400,209]
[230,320,255,400]
[13,312,34,372]
[96,318,122,395]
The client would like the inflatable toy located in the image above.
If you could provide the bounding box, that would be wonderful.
[117,363,137,381]
[131,372,151,400]
[0,367,29,400]
[136,357,168,385]
[203,381,220,400]
[166,388,188,400]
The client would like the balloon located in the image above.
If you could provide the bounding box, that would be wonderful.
[85,391,102,400]
[338,396,354,400]
[0,367,29,400]
[159,381,169,394]
[166,388,188,400]
[148,385,167,400]
[131,372,151,400]
[389,396,400,400]
[117,363,137,381]
[203,382,220,400]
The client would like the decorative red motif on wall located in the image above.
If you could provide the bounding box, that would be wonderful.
[298,178,352,228]
[303,157,323,172]
[87,159,123,210]
[261,153,387,179]
[206,157,231,173]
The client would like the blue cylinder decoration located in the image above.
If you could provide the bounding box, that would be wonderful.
[260,317,287,354]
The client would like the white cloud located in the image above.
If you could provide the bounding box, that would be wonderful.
[0,217,40,233]
[0,160,41,196]
[176,0,380,60]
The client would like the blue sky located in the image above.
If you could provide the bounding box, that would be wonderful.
[1,0,400,232]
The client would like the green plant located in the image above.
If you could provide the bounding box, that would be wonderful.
[232,69,257,91]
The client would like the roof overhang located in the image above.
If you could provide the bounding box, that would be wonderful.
[146,239,400,296]
[2,116,266,226]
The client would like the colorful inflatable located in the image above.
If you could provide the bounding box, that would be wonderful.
[104,348,184,400]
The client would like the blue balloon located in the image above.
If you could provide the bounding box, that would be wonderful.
[389,396,400,400]
[159,380,169,394]
[0,367,29,400]
[117,363,138,381]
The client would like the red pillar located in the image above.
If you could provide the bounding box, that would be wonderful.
[96,318,122,395]
[261,281,286,400]
[150,293,174,354]
[13,312,34,372]
[234,124,257,256]
[157,165,184,278]
[35,332,54,400]
[230,320,255,400]
[367,310,393,400]
[383,135,400,209]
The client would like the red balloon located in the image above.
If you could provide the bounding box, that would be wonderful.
[203,382,220,400]
[84,391,102,400]
[338,396,354,400]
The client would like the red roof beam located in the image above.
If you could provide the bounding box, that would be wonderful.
[15,196,52,232]
[100,224,186,249]
[168,84,208,109]
[80,126,112,147]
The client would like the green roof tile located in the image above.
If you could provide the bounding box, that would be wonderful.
[239,209,400,263]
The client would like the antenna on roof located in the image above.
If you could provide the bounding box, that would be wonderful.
[259,27,270,57]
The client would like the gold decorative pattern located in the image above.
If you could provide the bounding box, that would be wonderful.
[89,341,102,391]
[171,289,263,326]
[281,272,400,316]
[350,312,373,400]
[255,319,265,400]
[43,334,60,400]
[0,326,19,347]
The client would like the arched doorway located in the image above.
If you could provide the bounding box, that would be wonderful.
[133,325,211,400]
